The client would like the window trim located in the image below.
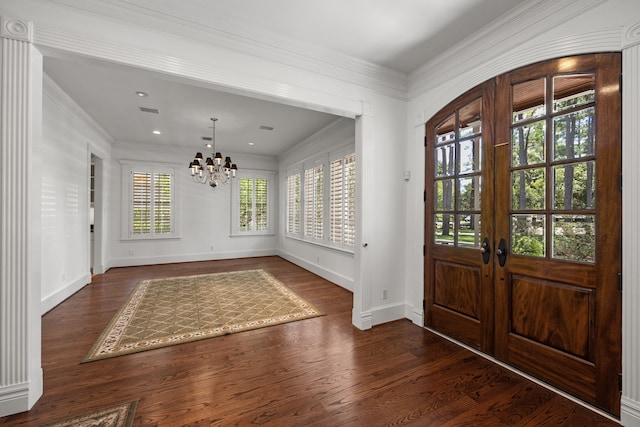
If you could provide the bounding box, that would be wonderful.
[230,169,276,237]
[120,160,180,241]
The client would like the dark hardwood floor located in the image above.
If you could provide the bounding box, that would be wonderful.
[0,256,618,426]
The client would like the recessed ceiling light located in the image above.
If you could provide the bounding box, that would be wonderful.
[152,130,161,135]
[136,91,148,97]
[248,142,255,146]
[205,143,213,148]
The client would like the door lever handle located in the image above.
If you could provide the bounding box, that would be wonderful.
[497,238,507,267]
[481,237,490,264]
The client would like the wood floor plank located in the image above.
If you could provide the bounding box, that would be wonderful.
[0,256,618,426]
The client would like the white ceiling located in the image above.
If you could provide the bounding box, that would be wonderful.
[42,0,530,156]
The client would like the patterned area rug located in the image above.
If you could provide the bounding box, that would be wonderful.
[83,269,323,362]
[39,401,137,427]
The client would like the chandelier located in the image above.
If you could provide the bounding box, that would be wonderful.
[189,117,238,188]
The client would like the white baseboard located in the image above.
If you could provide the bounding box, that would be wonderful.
[371,302,406,325]
[277,250,354,291]
[92,263,107,274]
[622,396,640,427]
[352,309,372,330]
[407,304,424,327]
[110,249,278,268]
[40,273,91,315]
[0,382,29,418]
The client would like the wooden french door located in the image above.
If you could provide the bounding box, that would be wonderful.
[424,81,496,352]
[424,54,622,415]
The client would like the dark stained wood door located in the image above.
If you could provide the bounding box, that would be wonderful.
[424,54,622,416]
[424,81,495,353]
[493,53,621,415]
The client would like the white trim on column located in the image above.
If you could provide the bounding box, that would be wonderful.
[622,28,640,427]
[1,17,32,42]
[352,108,373,330]
[0,15,42,417]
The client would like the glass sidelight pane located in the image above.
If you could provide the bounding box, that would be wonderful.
[513,79,545,123]
[511,214,546,257]
[435,214,455,245]
[436,114,455,144]
[512,168,546,210]
[459,138,482,174]
[459,98,482,138]
[435,143,456,177]
[435,179,454,211]
[458,176,481,211]
[553,74,595,112]
[458,214,481,248]
[553,107,595,160]
[553,161,596,210]
[552,215,595,263]
[512,120,545,167]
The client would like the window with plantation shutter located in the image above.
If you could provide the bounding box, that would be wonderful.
[286,147,355,251]
[330,153,356,246]
[304,163,324,240]
[231,170,275,235]
[124,164,176,239]
[286,172,300,235]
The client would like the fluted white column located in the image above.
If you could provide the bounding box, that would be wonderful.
[622,22,640,427]
[0,16,42,417]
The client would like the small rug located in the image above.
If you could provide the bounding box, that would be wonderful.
[83,269,323,362]
[39,401,137,427]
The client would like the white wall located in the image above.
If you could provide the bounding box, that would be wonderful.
[40,75,113,314]
[110,142,278,267]
[278,118,356,291]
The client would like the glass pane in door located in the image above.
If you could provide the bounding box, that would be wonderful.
[433,99,483,248]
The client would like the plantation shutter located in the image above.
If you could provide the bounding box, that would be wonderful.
[286,173,300,234]
[304,163,323,239]
[239,175,270,232]
[255,178,268,231]
[154,172,172,234]
[239,178,253,232]
[344,154,356,246]
[129,167,174,238]
[132,171,151,235]
[330,158,344,243]
[330,153,356,246]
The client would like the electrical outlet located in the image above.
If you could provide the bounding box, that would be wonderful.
[382,289,388,300]
[128,249,134,255]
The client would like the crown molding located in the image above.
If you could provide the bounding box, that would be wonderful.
[47,0,408,100]
[408,0,607,100]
